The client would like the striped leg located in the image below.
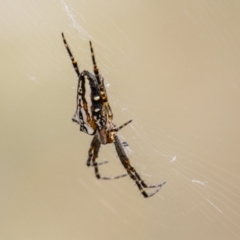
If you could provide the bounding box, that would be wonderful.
[114,135,166,198]
[111,120,133,133]
[87,135,127,180]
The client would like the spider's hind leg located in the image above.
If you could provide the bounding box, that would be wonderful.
[125,163,166,198]
[114,135,166,198]
[135,181,166,198]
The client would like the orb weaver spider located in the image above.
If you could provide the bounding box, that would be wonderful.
[62,33,166,197]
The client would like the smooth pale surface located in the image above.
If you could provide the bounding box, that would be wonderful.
[1,1,240,240]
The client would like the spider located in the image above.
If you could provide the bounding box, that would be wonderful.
[62,33,166,197]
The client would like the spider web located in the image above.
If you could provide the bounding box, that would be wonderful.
[1,0,240,240]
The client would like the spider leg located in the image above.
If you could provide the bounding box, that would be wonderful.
[62,33,83,123]
[87,135,127,180]
[62,33,98,135]
[114,135,166,198]
[111,120,133,133]
[62,33,82,78]
[89,40,101,85]
[124,159,165,198]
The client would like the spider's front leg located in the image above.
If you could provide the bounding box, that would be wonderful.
[87,135,127,180]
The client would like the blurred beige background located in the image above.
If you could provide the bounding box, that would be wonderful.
[1,0,240,239]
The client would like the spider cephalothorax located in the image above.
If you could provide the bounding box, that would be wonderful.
[62,32,166,197]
